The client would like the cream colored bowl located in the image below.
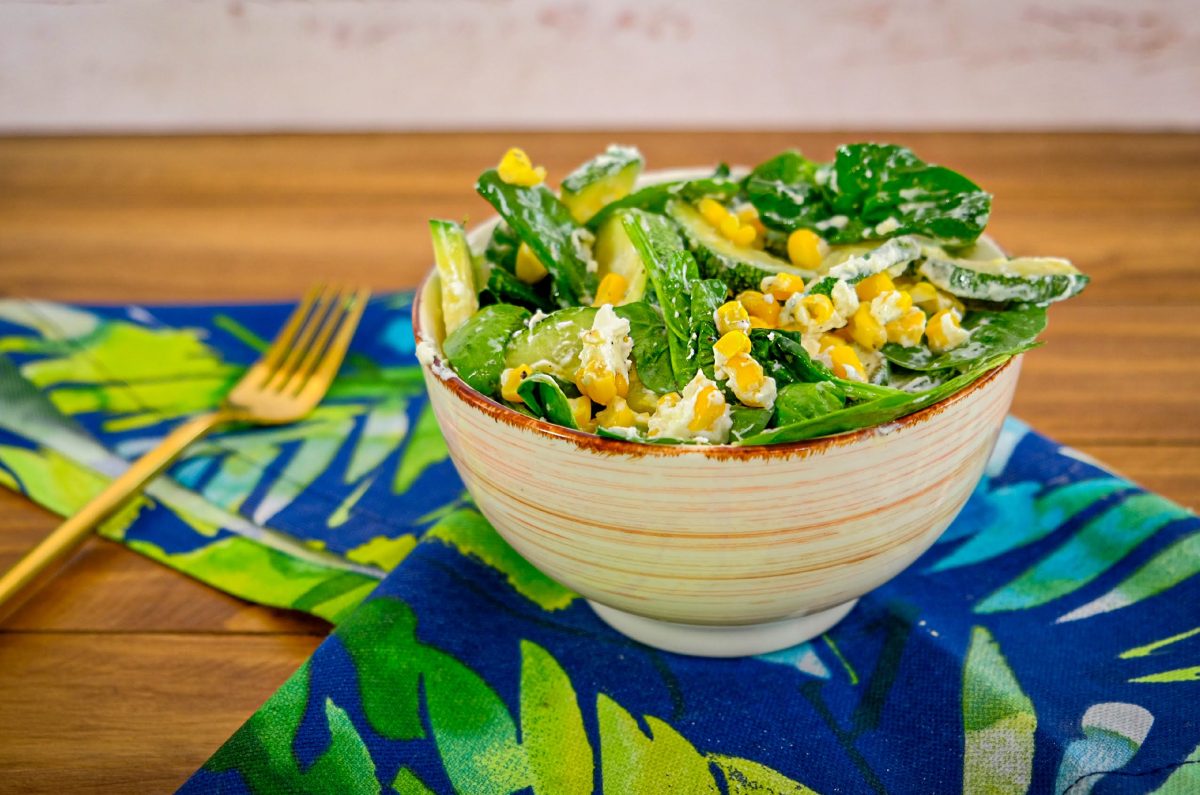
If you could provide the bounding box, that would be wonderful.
[413,174,1021,657]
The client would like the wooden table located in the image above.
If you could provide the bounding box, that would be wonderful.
[0,133,1197,792]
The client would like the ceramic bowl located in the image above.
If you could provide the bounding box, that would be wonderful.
[412,171,1021,657]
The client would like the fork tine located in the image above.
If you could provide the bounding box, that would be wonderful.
[297,288,370,401]
[268,284,342,390]
[283,287,356,395]
[259,283,323,377]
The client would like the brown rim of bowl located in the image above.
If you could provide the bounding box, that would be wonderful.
[412,271,1016,460]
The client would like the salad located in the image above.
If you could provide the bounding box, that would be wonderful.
[425,144,1087,446]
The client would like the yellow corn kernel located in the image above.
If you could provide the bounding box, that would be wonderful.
[515,243,549,284]
[941,291,965,316]
[906,281,940,313]
[714,330,752,360]
[595,396,637,428]
[715,300,752,334]
[846,305,887,350]
[737,290,781,327]
[787,229,823,270]
[500,364,533,403]
[689,384,727,432]
[725,353,765,394]
[730,223,757,247]
[719,215,742,240]
[828,344,865,381]
[801,294,835,327]
[497,148,546,187]
[698,198,730,228]
[748,316,773,329]
[855,272,896,302]
[658,392,681,409]
[736,206,767,235]
[567,395,593,429]
[593,272,628,307]
[762,272,806,301]
[575,360,627,406]
[886,308,927,347]
[818,333,843,351]
[927,309,968,353]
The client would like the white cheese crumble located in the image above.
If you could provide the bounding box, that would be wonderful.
[570,227,599,274]
[830,279,859,319]
[578,303,633,391]
[713,346,777,411]
[937,311,971,350]
[526,310,549,330]
[648,371,732,444]
[870,291,908,326]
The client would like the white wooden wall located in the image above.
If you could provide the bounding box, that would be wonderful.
[1,0,1197,133]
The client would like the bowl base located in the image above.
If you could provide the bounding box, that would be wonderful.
[587,599,859,658]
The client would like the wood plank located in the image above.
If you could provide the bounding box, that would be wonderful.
[0,632,319,794]
[1073,444,1200,511]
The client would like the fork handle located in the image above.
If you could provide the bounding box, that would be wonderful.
[0,410,230,618]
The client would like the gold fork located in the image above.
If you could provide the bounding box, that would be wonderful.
[0,284,371,614]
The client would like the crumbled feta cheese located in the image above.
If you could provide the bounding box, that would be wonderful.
[648,371,732,444]
[937,311,971,349]
[870,291,908,326]
[578,303,633,389]
[571,227,599,274]
[713,347,776,411]
[830,279,859,319]
[526,310,549,330]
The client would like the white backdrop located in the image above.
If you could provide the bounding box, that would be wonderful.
[1,0,1197,133]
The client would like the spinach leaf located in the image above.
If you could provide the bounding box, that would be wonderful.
[749,328,903,402]
[614,301,676,394]
[595,426,690,445]
[828,144,991,246]
[688,279,729,381]
[443,303,531,397]
[588,176,740,230]
[481,266,554,313]
[476,170,597,308]
[516,373,581,430]
[730,406,773,441]
[774,382,846,425]
[740,354,1011,445]
[881,304,1047,371]
[743,151,827,232]
[485,221,520,272]
[743,144,991,247]
[621,211,701,389]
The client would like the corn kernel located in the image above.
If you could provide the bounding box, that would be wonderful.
[497,148,546,187]
[818,333,843,351]
[567,395,593,429]
[855,272,896,302]
[927,309,969,353]
[593,272,628,307]
[719,215,742,240]
[801,294,835,327]
[698,198,730,228]
[725,354,766,394]
[689,384,727,432]
[501,364,533,403]
[846,305,887,350]
[575,359,628,406]
[714,330,752,360]
[787,229,824,270]
[515,243,549,284]
[595,396,637,428]
[736,290,781,327]
[730,224,757,247]
[886,308,927,347]
[761,272,806,301]
[828,344,865,381]
[715,301,752,334]
[736,206,767,235]
[658,392,681,409]
[906,281,940,313]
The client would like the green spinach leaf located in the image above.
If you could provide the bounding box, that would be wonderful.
[881,304,1047,371]
[688,279,728,381]
[481,266,554,313]
[588,176,740,230]
[730,406,773,441]
[774,381,846,425]
[614,301,676,394]
[484,221,520,272]
[476,170,597,308]
[516,373,581,430]
[443,304,531,397]
[743,151,826,232]
[621,211,701,389]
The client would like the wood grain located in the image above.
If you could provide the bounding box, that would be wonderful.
[0,132,1196,791]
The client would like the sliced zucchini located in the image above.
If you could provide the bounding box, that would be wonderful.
[919,255,1088,304]
[592,211,648,304]
[429,219,479,335]
[560,145,644,223]
[807,235,923,295]
[666,200,812,294]
[504,306,597,381]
